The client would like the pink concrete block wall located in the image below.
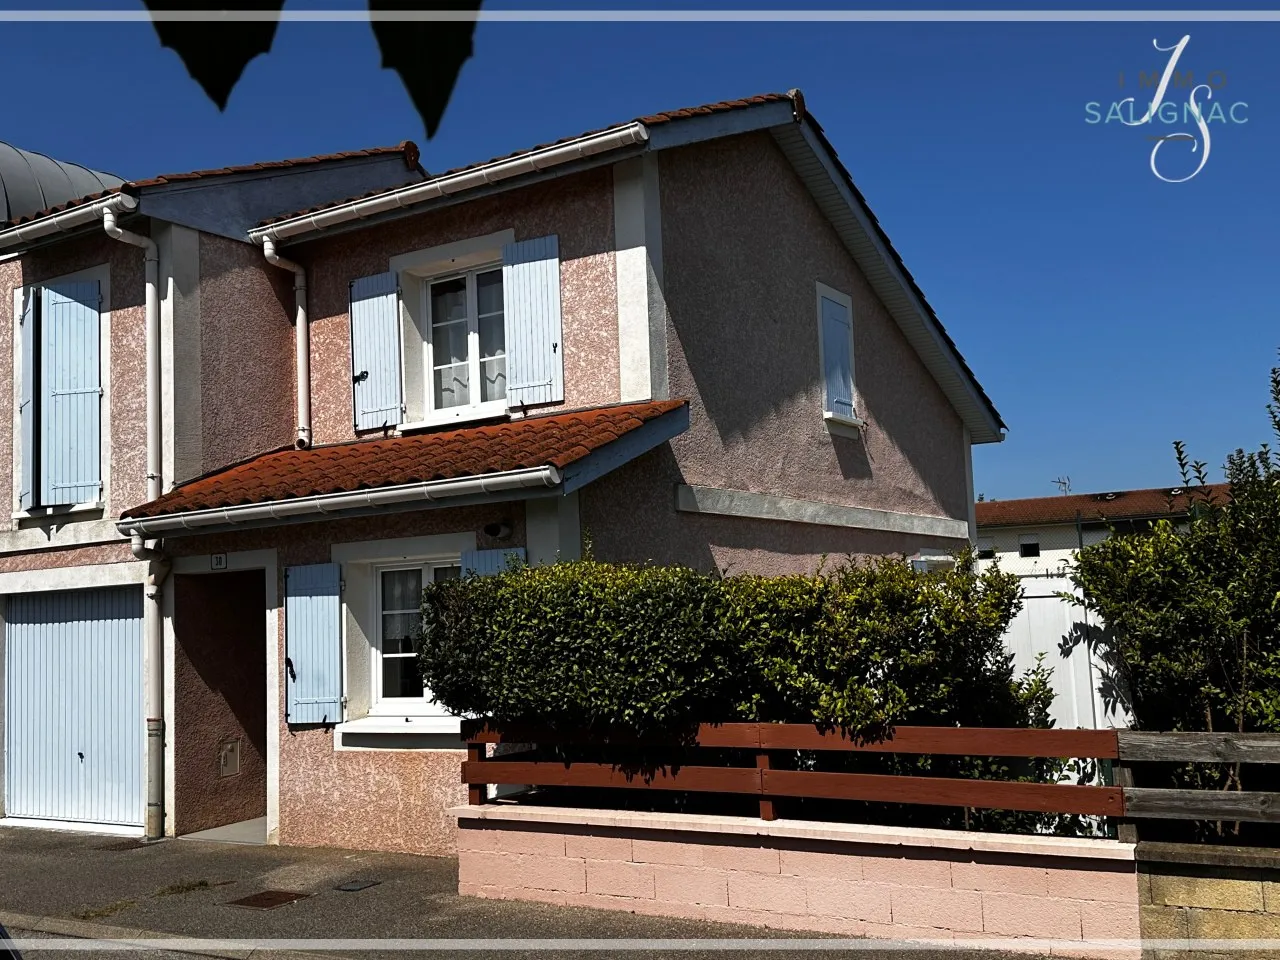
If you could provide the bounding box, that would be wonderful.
[456,817,1141,958]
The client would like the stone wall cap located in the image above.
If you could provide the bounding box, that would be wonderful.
[450,803,1137,861]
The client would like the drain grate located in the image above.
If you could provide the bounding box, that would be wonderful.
[334,880,381,892]
[226,890,310,910]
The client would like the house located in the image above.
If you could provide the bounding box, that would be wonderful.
[975,484,1227,731]
[0,90,1003,855]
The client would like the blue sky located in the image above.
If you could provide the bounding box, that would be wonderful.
[3,4,1278,500]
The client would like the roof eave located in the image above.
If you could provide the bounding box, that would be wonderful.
[769,118,1005,443]
[0,191,137,252]
[118,464,563,538]
[249,122,651,245]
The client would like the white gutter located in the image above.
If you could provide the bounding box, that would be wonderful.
[260,237,311,448]
[101,204,166,843]
[251,122,649,244]
[117,465,562,537]
[0,192,137,250]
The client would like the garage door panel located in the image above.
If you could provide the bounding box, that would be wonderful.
[5,586,143,826]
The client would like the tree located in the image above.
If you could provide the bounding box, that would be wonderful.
[1070,359,1280,840]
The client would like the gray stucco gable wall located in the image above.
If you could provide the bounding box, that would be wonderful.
[137,155,425,241]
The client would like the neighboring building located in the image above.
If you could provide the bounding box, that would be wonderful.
[0,90,1004,853]
[975,484,1228,731]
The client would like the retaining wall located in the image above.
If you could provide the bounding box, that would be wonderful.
[453,805,1141,957]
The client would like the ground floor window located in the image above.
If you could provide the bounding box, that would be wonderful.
[377,563,460,706]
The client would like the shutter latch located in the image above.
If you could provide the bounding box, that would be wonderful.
[353,370,369,384]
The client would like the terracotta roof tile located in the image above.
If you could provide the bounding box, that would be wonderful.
[122,399,686,520]
[257,93,797,226]
[1,142,421,228]
[975,483,1231,528]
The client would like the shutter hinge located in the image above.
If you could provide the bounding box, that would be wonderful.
[339,579,346,595]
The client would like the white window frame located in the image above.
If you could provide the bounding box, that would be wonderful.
[422,265,508,425]
[391,230,515,432]
[10,263,112,520]
[369,558,461,716]
[815,282,864,434]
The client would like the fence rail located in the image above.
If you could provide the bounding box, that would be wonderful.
[461,722,1280,825]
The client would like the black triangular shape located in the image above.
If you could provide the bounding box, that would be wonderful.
[370,0,481,138]
[144,1,284,110]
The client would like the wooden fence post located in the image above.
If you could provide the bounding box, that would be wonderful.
[1112,760,1138,843]
[757,751,776,821]
[467,742,486,806]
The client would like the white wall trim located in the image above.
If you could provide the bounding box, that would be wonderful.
[389,229,514,278]
[331,532,476,565]
[614,157,667,403]
[675,484,969,540]
[614,158,650,402]
[0,560,147,595]
[0,518,127,555]
[964,425,977,543]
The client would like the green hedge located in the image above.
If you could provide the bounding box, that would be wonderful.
[418,553,1037,738]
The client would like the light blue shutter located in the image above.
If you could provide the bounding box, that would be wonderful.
[503,236,563,407]
[821,295,855,420]
[285,562,342,725]
[17,289,35,510]
[349,272,403,431]
[41,281,102,506]
[461,548,527,576]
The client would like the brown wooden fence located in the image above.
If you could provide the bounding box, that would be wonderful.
[461,722,1280,827]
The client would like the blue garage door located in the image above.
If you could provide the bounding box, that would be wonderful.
[4,586,144,825]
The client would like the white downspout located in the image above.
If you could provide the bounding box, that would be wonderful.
[261,237,310,449]
[103,208,167,841]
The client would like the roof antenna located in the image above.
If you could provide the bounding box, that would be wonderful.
[1052,476,1071,495]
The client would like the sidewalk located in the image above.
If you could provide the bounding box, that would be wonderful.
[0,825,1032,959]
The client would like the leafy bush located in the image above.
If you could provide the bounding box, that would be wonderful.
[1071,358,1280,843]
[419,551,1037,736]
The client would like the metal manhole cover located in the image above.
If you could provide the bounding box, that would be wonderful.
[226,890,310,910]
[334,880,380,892]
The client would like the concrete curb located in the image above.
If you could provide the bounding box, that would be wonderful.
[0,911,332,960]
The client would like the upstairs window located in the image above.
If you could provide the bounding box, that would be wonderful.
[976,539,996,560]
[428,268,506,412]
[816,282,859,429]
[16,280,104,510]
[349,234,564,433]
[1019,535,1041,558]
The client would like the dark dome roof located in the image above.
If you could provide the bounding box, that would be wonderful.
[0,142,123,223]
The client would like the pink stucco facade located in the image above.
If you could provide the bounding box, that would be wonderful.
[584,133,970,574]
[456,810,1141,956]
[0,232,148,521]
[295,167,621,446]
[168,502,523,855]
[196,233,296,475]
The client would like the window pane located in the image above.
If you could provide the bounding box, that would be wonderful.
[476,270,503,316]
[382,613,421,654]
[434,565,461,581]
[481,357,507,403]
[434,363,470,408]
[478,311,505,360]
[382,656,424,699]
[381,569,422,611]
[432,318,469,366]
[430,277,467,323]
